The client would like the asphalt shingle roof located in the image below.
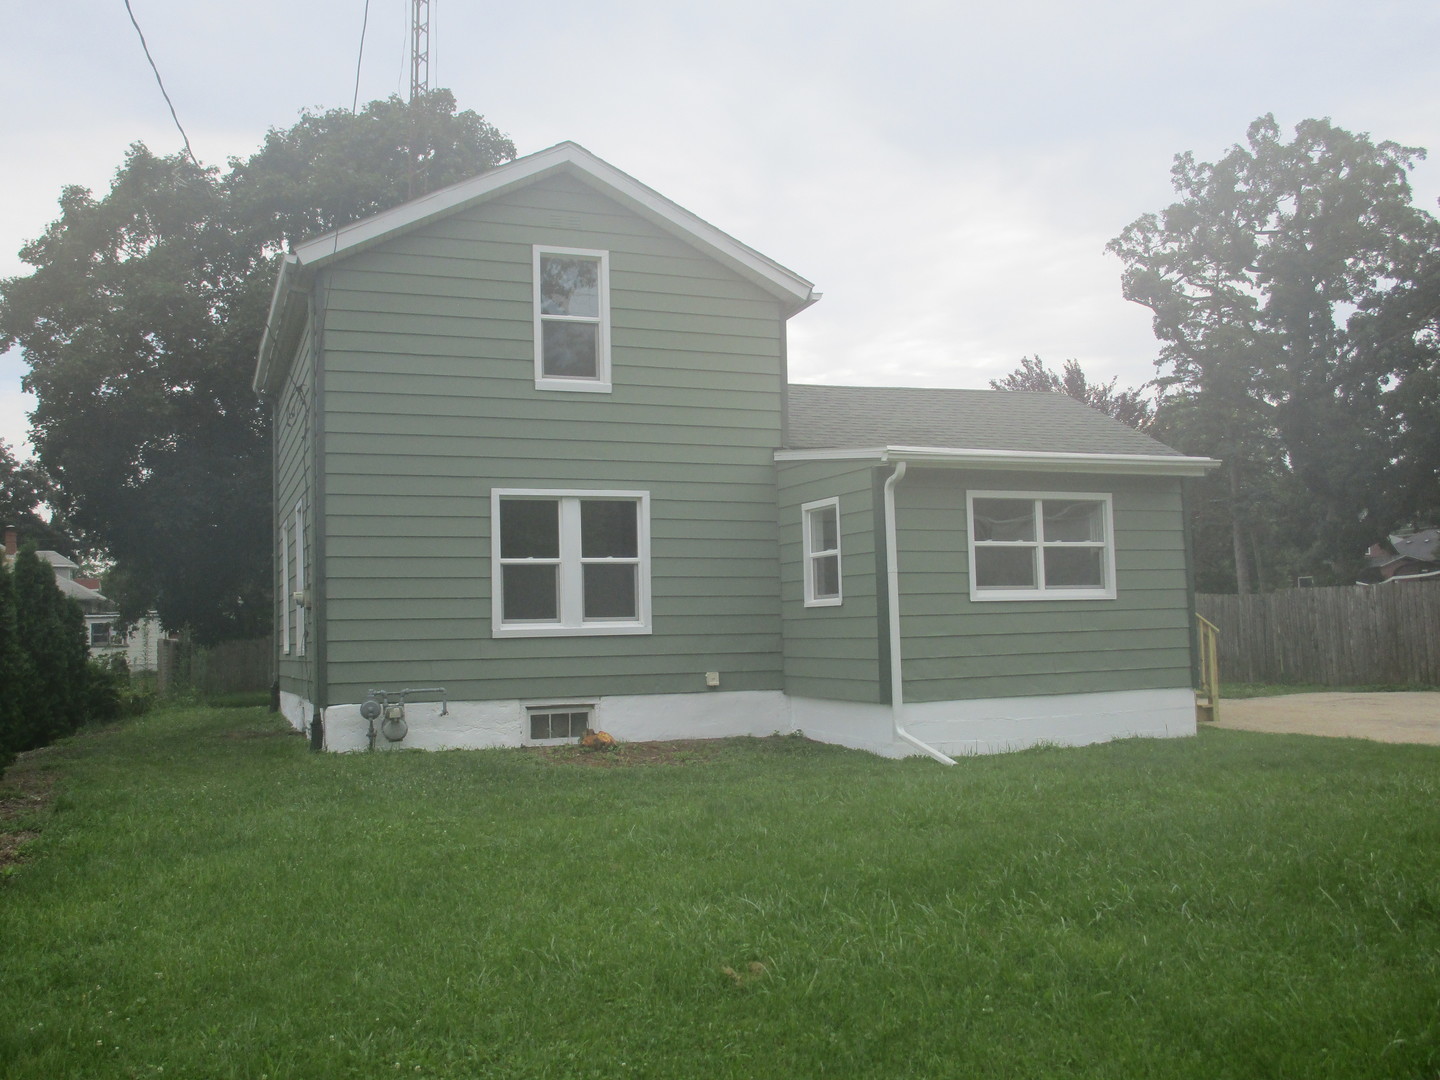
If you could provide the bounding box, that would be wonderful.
[785,384,1183,457]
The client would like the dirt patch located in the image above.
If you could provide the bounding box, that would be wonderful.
[527,738,736,767]
[0,761,60,872]
[1211,692,1440,745]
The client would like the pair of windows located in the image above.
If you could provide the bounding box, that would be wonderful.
[534,247,610,392]
[968,492,1115,600]
[798,490,1116,608]
[492,490,650,637]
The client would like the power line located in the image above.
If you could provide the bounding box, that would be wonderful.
[351,0,372,113]
[121,0,199,167]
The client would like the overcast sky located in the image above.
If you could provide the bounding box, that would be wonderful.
[3,0,1438,456]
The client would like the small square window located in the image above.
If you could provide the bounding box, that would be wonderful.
[534,247,611,393]
[802,498,842,607]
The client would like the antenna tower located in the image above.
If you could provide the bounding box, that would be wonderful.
[410,0,430,101]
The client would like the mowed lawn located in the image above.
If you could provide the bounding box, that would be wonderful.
[1,707,1437,1079]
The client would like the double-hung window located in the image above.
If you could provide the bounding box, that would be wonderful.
[967,491,1115,601]
[802,498,842,606]
[492,489,650,636]
[534,246,611,392]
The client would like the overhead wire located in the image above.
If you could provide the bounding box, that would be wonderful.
[351,0,373,113]
[121,0,200,167]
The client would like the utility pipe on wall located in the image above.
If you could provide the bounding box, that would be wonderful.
[883,460,957,766]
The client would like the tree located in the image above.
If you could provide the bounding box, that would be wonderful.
[9,546,87,749]
[0,92,516,643]
[989,356,1157,429]
[1108,115,1439,591]
[0,441,72,556]
[0,561,28,770]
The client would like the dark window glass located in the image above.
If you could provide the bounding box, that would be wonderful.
[1044,547,1104,587]
[500,499,559,558]
[583,564,637,619]
[812,505,838,551]
[541,322,599,378]
[975,547,1036,588]
[813,554,840,598]
[502,564,558,621]
[972,498,1035,542]
[539,256,600,317]
[581,500,638,558]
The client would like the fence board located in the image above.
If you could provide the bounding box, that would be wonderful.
[1197,586,1440,686]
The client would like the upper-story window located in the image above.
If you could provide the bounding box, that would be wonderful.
[967,491,1116,601]
[802,498,842,607]
[534,246,611,393]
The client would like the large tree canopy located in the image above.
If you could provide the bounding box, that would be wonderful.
[1108,115,1440,591]
[0,91,515,642]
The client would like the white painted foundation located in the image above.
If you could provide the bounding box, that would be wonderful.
[791,687,1197,758]
[278,686,1195,758]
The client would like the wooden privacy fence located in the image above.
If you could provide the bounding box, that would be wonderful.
[158,636,273,695]
[1196,586,1440,686]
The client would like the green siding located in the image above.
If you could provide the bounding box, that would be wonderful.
[777,461,884,704]
[313,172,787,705]
[894,468,1193,703]
[274,318,316,698]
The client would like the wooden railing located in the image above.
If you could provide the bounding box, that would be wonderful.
[1195,613,1220,722]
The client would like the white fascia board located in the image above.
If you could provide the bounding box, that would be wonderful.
[253,254,307,397]
[775,445,1221,476]
[291,142,817,313]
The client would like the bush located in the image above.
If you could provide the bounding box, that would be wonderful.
[84,655,127,723]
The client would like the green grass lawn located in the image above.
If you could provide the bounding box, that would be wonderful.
[1,707,1437,1079]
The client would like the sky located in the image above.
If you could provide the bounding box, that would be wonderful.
[2,0,1439,457]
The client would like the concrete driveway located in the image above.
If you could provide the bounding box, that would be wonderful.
[1209,692,1440,745]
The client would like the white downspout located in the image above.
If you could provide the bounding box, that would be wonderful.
[883,461,956,766]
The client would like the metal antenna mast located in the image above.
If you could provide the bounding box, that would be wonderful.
[410,0,430,101]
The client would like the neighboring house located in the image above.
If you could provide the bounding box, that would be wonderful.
[1362,529,1440,585]
[254,142,1218,758]
[3,526,163,671]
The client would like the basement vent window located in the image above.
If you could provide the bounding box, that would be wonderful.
[527,706,593,744]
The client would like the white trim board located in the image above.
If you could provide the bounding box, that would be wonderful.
[775,446,1220,476]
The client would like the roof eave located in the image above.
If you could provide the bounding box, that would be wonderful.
[775,445,1222,477]
[253,255,310,398]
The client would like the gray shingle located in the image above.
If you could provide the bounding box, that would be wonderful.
[785,384,1182,457]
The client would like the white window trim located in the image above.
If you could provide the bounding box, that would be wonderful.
[280,520,291,654]
[491,488,651,637]
[801,497,842,607]
[522,702,596,746]
[966,490,1117,602]
[293,502,306,655]
[533,245,612,393]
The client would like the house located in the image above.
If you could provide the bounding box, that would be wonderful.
[254,142,1218,758]
[3,526,164,671]
[1362,528,1440,585]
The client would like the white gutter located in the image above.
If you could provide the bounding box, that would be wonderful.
[777,445,1221,477]
[882,461,956,766]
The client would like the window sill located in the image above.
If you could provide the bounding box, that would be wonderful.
[534,377,612,394]
[969,589,1116,602]
[493,622,651,638]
